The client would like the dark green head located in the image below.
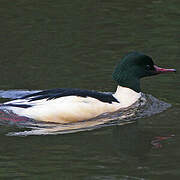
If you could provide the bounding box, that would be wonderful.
[113,52,176,92]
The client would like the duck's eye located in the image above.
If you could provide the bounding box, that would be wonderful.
[146,65,151,70]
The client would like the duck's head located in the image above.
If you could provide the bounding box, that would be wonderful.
[113,52,176,92]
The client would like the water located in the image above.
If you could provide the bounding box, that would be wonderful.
[0,91,171,136]
[0,0,180,179]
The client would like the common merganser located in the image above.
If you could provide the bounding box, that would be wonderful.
[2,52,176,123]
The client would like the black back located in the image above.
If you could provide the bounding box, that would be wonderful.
[19,88,119,104]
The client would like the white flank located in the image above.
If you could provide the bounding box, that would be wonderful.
[4,86,141,123]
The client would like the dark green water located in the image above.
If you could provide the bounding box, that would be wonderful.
[0,0,180,179]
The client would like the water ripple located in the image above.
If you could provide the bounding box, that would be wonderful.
[0,90,171,136]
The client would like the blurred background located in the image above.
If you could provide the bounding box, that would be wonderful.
[0,0,179,179]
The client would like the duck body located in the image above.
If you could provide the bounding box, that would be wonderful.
[2,52,176,123]
[3,86,141,123]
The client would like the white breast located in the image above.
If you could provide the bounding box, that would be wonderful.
[113,86,141,108]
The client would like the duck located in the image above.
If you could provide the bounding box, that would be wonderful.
[2,52,176,123]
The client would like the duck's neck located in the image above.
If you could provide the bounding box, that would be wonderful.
[112,67,141,92]
[113,85,141,107]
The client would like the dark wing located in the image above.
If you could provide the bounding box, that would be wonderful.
[19,88,119,104]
